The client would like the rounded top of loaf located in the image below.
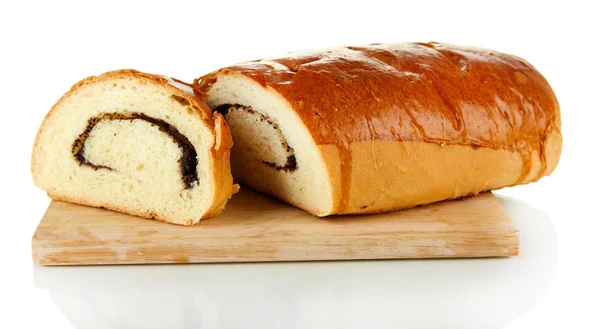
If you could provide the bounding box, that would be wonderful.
[197,42,560,149]
[79,69,214,120]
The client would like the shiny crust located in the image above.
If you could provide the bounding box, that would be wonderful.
[197,43,562,215]
[32,69,237,223]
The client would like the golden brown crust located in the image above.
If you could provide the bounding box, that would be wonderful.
[197,43,562,214]
[204,112,239,218]
[33,69,237,224]
[322,135,560,215]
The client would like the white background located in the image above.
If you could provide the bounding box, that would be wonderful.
[1,0,598,328]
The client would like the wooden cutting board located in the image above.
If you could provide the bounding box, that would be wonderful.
[32,190,519,265]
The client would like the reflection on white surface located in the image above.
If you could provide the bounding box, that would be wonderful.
[34,196,556,329]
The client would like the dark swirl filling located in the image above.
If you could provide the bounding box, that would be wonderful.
[215,104,297,172]
[72,112,198,189]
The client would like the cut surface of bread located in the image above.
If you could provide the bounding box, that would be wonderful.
[207,79,333,216]
[32,69,237,225]
[197,42,562,216]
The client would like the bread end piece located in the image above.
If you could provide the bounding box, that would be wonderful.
[32,69,237,225]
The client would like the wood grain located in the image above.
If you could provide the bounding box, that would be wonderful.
[32,189,519,265]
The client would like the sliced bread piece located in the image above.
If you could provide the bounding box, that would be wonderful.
[32,69,238,225]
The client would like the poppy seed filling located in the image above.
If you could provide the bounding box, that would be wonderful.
[215,104,298,172]
[71,112,199,189]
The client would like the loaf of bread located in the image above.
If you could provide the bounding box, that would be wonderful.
[196,42,562,216]
[32,70,238,225]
